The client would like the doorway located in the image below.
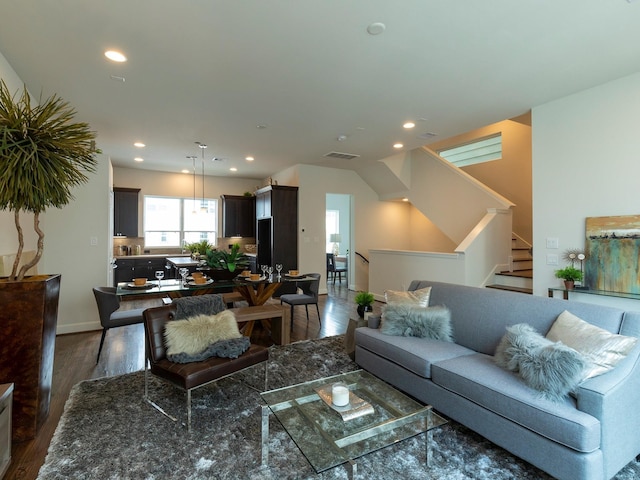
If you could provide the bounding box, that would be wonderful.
[326,193,352,290]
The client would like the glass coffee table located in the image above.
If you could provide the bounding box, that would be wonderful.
[260,369,447,479]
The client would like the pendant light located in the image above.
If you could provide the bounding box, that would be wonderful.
[187,155,197,214]
[198,142,207,212]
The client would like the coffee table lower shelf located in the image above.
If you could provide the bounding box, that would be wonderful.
[260,370,446,479]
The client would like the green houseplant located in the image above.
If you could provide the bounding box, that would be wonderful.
[204,243,250,279]
[0,80,98,280]
[185,240,214,257]
[555,266,583,290]
[0,80,97,441]
[354,291,375,318]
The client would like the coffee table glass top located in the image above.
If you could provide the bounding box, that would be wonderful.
[260,369,446,474]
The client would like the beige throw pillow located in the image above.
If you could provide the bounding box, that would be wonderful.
[164,310,241,356]
[546,310,638,379]
[384,286,432,307]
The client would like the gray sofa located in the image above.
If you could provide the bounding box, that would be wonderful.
[354,280,640,480]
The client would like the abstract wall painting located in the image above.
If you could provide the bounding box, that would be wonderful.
[585,215,640,294]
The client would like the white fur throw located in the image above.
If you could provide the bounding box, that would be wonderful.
[164,310,241,356]
[380,303,453,341]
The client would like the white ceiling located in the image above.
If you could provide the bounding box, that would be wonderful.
[1,0,640,186]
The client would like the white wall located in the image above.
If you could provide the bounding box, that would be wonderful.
[533,72,640,311]
[294,164,413,294]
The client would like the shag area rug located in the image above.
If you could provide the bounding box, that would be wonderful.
[39,336,640,480]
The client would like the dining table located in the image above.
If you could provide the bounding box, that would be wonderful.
[116,274,315,306]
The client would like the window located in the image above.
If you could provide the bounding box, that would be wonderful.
[326,210,339,253]
[437,133,502,167]
[144,196,217,248]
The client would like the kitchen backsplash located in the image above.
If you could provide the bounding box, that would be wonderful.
[113,236,256,256]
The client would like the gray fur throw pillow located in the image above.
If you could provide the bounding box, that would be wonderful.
[494,323,588,402]
[380,303,453,341]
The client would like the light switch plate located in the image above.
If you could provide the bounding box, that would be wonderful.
[546,237,559,249]
[546,254,558,265]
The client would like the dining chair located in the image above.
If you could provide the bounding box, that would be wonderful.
[92,286,146,363]
[280,273,321,329]
[326,253,347,284]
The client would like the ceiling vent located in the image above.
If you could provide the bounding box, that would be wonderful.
[324,151,360,160]
[418,131,438,140]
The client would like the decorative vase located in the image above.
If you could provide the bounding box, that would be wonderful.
[357,304,373,318]
[564,280,575,290]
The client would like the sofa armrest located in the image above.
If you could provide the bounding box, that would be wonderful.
[574,345,640,473]
[368,314,381,329]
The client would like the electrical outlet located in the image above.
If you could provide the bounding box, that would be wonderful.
[90,236,98,246]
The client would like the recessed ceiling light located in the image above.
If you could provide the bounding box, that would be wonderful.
[245,156,255,161]
[403,122,415,129]
[393,143,404,149]
[256,124,267,129]
[134,157,144,162]
[134,142,145,148]
[402,197,409,202]
[104,50,127,62]
[367,22,386,35]
[181,169,190,174]
[230,167,238,172]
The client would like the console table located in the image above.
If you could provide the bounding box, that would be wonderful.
[548,287,640,302]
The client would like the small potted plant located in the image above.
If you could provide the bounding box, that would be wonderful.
[354,291,375,318]
[185,240,214,259]
[555,266,584,290]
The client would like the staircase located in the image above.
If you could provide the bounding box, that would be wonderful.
[486,236,533,294]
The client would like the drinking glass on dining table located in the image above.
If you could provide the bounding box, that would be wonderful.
[155,270,164,286]
[276,264,282,279]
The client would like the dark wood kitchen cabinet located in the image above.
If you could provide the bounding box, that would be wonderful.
[221,194,256,237]
[255,185,298,295]
[113,187,140,237]
[113,257,167,286]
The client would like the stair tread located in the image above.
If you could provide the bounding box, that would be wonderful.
[486,284,533,294]
[498,270,533,278]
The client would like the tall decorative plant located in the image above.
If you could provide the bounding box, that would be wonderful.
[0,80,98,280]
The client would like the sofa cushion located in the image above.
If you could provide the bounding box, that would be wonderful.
[380,304,453,341]
[432,353,601,453]
[355,327,473,378]
[547,310,638,379]
[494,323,588,401]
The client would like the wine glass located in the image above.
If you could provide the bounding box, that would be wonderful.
[155,270,164,286]
[179,268,189,286]
[276,264,283,280]
[267,266,273,282]
[261,264,268,279]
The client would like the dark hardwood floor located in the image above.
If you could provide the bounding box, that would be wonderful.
[7,282,377,480]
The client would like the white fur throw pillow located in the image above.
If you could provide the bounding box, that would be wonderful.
[546,310,638,379]
[164,310,241,356]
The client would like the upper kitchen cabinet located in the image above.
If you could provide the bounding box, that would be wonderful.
[221,194,256,237]
[113,187,140,237]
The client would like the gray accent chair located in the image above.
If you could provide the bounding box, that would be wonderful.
[92,286,146,363]
[280,273,321,329]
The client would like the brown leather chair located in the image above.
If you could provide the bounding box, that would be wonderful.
[143,304,269,431]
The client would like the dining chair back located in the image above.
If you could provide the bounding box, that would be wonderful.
[92,286,146,363]
[280,273,321,329]
[326,253,347,284]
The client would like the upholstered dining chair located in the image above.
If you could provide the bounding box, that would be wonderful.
[280,273,321,329]
[326,253,347,284]
[92,286,146,363]
[143,303,269,431]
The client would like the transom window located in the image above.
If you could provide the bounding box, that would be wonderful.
[144,196,217,248]
[437,133,502,167]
